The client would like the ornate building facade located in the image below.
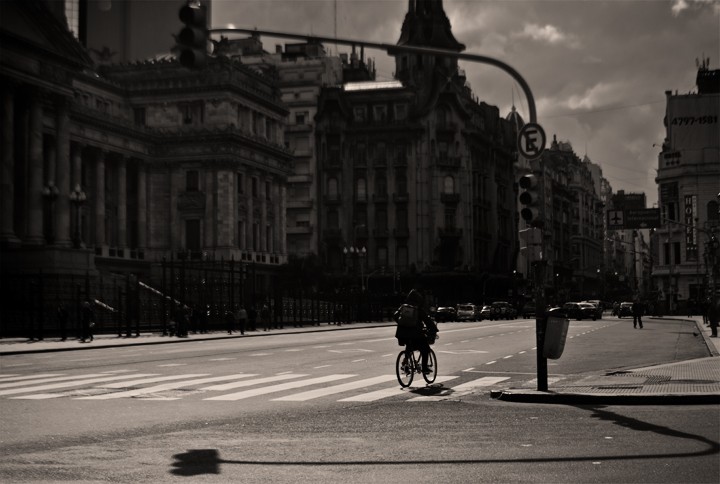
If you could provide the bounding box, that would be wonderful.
[1,0,292,287]
[313,0,519,302]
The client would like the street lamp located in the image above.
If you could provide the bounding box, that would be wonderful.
[42,182,59,243]
[69,184,86,248]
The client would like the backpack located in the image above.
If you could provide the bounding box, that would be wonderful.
[396,304,419,327]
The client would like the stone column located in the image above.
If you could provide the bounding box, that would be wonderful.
[1,83,20,245]
[26,93,45,245]
[55,98,72,247]
[279,183,287,255]
[94,150,106,247]
[137,160,147,250]
[70,142,86,247]
[117,156,127,251]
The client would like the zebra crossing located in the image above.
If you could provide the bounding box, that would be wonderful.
[0,371,512,403]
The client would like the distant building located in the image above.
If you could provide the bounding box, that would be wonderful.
[653,59,720,313]
[313,0,519,303]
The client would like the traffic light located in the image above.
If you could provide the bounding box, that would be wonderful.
[518,174,542,227]
[177,3,208,69]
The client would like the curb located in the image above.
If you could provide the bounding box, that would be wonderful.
[489,389,720,405]
[0,323,396,356]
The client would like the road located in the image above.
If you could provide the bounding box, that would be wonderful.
[0,317,717,482]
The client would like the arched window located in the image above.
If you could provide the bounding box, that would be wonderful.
[396,171,407,195]
[328,210,339,229]
[443,175,455,194]
[327,177,338,200]
[376,170,387,196]
[708,200,719,223]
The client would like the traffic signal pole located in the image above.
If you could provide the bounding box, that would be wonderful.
[207,25,547,389]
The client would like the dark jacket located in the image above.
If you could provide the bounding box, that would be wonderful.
[394,289,438,342]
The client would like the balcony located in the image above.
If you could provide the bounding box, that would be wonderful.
[286,123,313,133]
[373,227,390,238]
[323,194,342,205]
[435,156,461,169]
[323,228,342,240]
[372,193,389,203]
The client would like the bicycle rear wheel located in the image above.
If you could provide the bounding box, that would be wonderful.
[396,350,414,387]
[422,348,438,384]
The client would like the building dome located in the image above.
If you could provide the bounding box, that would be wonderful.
[505,105,525,131]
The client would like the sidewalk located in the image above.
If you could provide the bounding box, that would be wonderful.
[2,316,718,405]
[491,316,720,405]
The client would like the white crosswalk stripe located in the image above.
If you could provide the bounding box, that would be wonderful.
[273,375,397,401]
[1,373,158,397]
[75,374,250,400]
[205,374,355,401]
[337,376,459,402]
[1,371,517,402]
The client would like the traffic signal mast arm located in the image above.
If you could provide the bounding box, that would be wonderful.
[208,27,537,124]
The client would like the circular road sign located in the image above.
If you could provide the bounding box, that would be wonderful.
[518,122,546,160]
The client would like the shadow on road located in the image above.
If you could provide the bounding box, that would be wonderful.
[170,405,719,476]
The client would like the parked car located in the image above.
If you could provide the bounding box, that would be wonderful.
[435,306,457,322]
[562,302,600,320]
[490,301,516,320]
[521,301,536,319]
[618,301,634,318]
[581,300,604,320]
[583,300,603,312]
[456,303,476,321]
[477,305,493,321]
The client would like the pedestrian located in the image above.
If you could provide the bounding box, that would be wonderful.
[246,305,255,331]
[80,300,95,343]
[632,299,644,329]
[57,302,69,341]
[174,304,188,337]
[708,300,718,338]
[225,307,236,334]
[190,305,199,334]
[236,305,247,335]
[702,298,710,326]
[200,305,209,333]
[612,301,620,317]
[260,303,271,331]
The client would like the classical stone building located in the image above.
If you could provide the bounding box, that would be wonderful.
[1,1,292,300]
[653,60,720,313]
[313,0,519,303]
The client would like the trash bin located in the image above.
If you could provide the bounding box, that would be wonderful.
[543,313,569,359]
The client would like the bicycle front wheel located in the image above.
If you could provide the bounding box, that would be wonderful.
[396,350,414,387]
[423,349,438,384]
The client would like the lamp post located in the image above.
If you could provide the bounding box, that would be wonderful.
[42,182,59,243]
[69,184,86,248]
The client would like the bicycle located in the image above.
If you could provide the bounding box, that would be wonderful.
[396,340,438,387]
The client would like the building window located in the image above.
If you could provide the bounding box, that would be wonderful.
[394,103,407,121]
[376,208,387,229]
[185,219,201,252]
[445,208,456,228]
[373,105,387,122]
[328,210,339,229]
[133,108,146,127]
[180,102,204,125]
[443,175,455,194]
[252,222,259,251]
[354,107,367,122]
[376,171,387,196]
[237,220,245,248]
[266,224,273,252]
[708,201,719,223]
[265,181,271,200]
[396,207,408,230]
[377,246,388,266]
[397,245,408,268]
[356,178,367,201]
[186,170,199,192]
[252,177,258,198]
[396,171,407,195]
[237,173,244,194]
[295,112,307,125]
[327,177,339,200]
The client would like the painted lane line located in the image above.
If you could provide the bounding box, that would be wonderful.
[503,355,513,359]
[486,361,497,365]
[202,374,305,391]
[75,374,250,400]
[0,374,20,379]
[205,374,355,401]
[273,375,397,401]
[209,358,237,361]
[158,363,186,367]
[313,365,331,369]
[0,374,158,397]
[338,376,459,402]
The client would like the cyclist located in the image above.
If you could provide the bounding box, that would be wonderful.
[394,288,438,373]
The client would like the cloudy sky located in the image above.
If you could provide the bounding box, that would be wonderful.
[212,0,719,207]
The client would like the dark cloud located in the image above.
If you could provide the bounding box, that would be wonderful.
[212,0,720,205]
